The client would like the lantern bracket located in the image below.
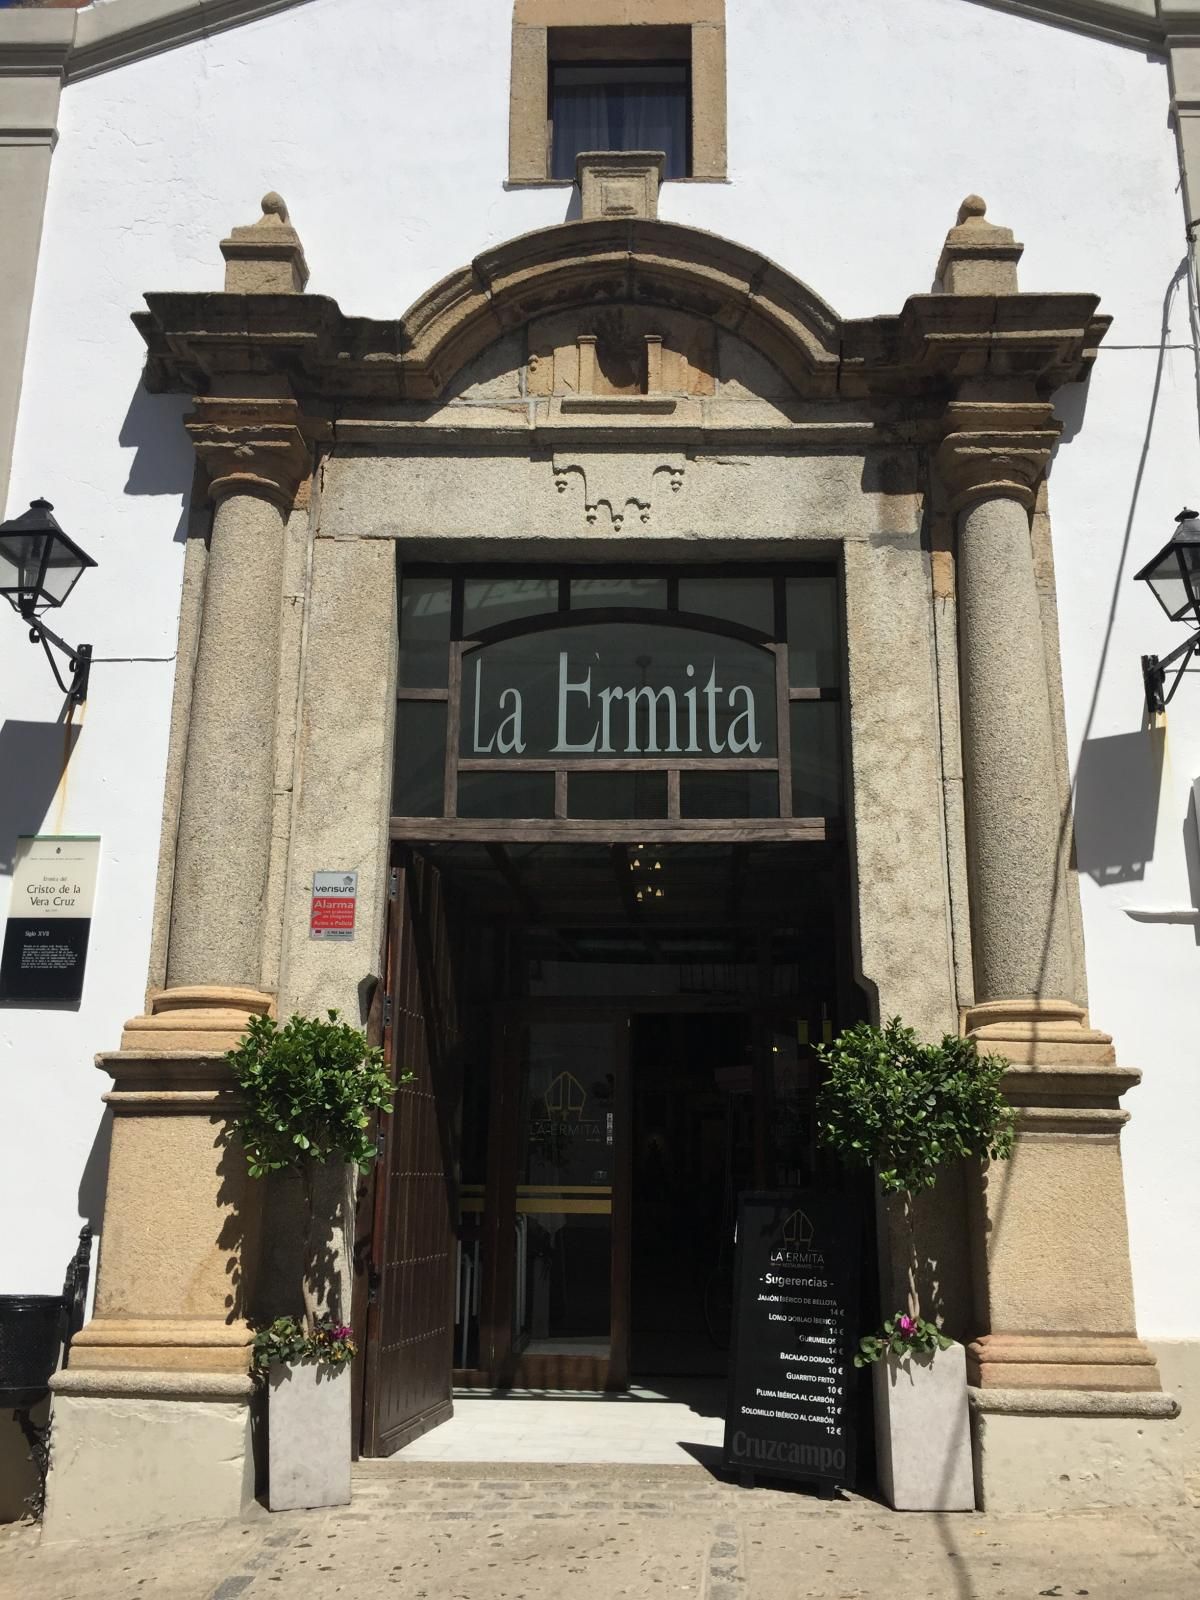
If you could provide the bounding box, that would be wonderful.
[1141,633,1199,715]
[21,609,92,704]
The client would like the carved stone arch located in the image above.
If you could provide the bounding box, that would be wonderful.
[397,219,844,400]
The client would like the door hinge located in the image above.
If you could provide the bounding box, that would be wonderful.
[382,993,392,1028]
[388,867,399,901]
[367,1265,381,1306]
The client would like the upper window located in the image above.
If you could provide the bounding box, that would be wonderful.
[549,61,690,180]
[509,4,727,185]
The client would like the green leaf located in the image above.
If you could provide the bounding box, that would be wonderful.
[814,1017,1014,1197]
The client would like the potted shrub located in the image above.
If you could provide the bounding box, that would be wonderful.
[816,1016,1015,1511]
[228,1009,396,1512]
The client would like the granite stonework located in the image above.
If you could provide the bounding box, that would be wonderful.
[43,186,1176,1534]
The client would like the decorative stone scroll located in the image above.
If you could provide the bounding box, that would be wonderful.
[551,450,686,530]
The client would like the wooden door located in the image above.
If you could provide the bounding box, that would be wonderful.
[361,847,461,1455]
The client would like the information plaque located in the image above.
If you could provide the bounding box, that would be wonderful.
[0,835,100,1004]
[723,1189,860,1494]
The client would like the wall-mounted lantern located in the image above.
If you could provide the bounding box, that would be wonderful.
[1134,508,1200,714]
[0,499,96,704]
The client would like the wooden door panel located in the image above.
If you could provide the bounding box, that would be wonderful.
[362,850,460,1455]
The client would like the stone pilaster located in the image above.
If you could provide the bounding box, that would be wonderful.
[47,205,325,1540]
[939,397,1158,1393]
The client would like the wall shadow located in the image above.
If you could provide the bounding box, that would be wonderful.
[1073,726,1166,884]
[0,719,81,873]
[74,1107,112,1300]
[117,383,193,543]
[1183,787,1200,945]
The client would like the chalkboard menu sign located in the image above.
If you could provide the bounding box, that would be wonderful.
[723,1190,860,1492]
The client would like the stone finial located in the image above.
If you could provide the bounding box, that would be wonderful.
[220,191,310,294]
[576,151,665,222]
[936,194,1023,295]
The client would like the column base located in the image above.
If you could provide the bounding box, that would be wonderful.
[968,1332,1162,1391]
[67,1318,254,1375]
[120,984,273,1052]
[964,998,1161,1395]
[44,1369,256,1541]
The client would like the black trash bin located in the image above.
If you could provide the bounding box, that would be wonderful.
[0,1296,65,1409]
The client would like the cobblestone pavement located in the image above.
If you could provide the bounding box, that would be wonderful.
[3,1462,1200,1599]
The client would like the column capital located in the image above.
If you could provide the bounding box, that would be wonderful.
[184,396,328,510]
[936,400,1061,515]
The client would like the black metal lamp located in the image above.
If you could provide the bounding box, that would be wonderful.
[0,498,96,703]
[1134,507,1200,713]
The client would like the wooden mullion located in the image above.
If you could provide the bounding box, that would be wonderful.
[390,817,833,843]
[667,769,681,819]
[554,770,569,819]
[443,641,462,817]
[774,641,793,819]
[789,686,841,702]
[396,687,450,703]
[457,756,778,773]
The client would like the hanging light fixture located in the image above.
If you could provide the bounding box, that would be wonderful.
[1134,508,1200,712]
[0,499,96,703]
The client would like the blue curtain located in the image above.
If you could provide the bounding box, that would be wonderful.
[551,67,688,180]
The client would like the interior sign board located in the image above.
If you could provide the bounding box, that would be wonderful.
[724,1190,860,1495]
[0,835,100,1004]
[310,870,358,941]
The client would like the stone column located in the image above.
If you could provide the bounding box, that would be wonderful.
[939,399,1159,1394]
[46,202,320,1539]
[167,400,310,990]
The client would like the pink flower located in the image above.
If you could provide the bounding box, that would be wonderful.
[897,1315,915,1336]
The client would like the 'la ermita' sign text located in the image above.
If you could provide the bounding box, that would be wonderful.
[462,625,778,761]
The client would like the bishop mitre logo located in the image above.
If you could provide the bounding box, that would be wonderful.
[544,1071,587,1122]
[781,1208,815,1251]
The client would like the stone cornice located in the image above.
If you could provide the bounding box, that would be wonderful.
[0,12,75,80]
[0,4,1193,93]
[0,2,317,85]
[973,1,1161,48]
[132,219,1109,408]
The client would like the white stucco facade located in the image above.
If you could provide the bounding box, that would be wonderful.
[1,0,1198,1376]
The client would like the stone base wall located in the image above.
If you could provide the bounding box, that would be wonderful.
[970,1339,1198,1512]
[42,1390,255,1541]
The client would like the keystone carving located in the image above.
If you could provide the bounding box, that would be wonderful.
[185,397,326,509]
[576,151,665,222]
[552,452,686,531]
[936,401,1060,514]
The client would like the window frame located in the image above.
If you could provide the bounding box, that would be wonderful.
[509,3,727,185]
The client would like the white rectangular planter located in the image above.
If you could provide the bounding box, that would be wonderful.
[872,1339,975,1511]
[267,1361,352,1512]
